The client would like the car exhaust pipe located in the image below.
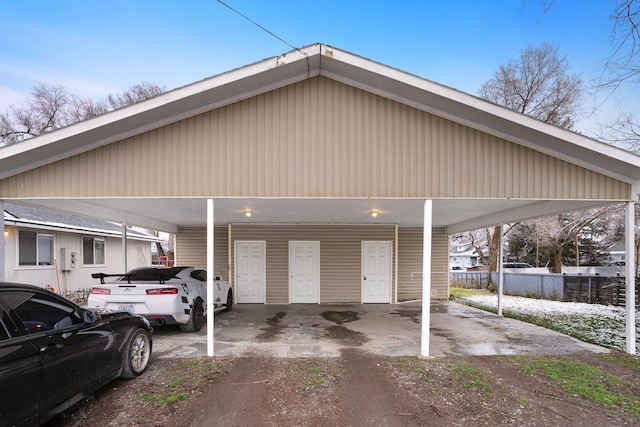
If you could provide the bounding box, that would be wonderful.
[155,319,165,326]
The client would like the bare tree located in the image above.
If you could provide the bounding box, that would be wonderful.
[453,230,489,266]
[474,42,584,275]
[586,1,640,151]
[603,0,640,89]
[530,210,606,272]
[598,202,640,272]
[0,84,99,144]
[0,82,164,146]
[105,82,164,110]
[484,224,518,287]
[479,41,583,129]
[595,108,640,153]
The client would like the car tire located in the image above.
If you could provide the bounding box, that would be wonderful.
[224,289,233,312]
[120,328,151,378]
[180,298,204,333]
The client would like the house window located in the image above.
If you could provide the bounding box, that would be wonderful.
[83,237,105,265]
[18,231,54,266]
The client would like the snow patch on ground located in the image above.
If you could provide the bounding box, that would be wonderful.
[455,291,639,352]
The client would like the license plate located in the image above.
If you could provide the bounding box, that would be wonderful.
[118,304,135,313]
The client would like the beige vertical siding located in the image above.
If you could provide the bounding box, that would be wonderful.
[175,226,229,279]
[431,228,450,299]
[0,77,630,201]
[230,224,396,304]
[397,227,448,301]
[177,224,450,304]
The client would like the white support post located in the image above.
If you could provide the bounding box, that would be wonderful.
[625,201,636,355]
[121,223,128,273]
[207,199,215,357]
[497,224,504,317]
[421,200,433,357]
[0,200,4,282]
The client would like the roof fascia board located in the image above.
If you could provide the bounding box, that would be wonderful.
[319,46,640,184]
[446,200,619,234]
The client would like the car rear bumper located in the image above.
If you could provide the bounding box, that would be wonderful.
[87,295,191,325]
[144,314,181,327]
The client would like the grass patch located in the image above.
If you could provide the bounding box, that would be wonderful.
[140,389,189,406]
[600,353,640,373]
[452,362,491,391]
[306,367,326,386]
[168,377,183,388]
[514,357,640,420]
[139,358,225,407]
[450,290,640,419]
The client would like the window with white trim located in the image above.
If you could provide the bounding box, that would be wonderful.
[18,231,54,266]
[82,237,105,265]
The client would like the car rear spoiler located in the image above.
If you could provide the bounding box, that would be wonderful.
[91,273,126,284]
[91,271,179,284]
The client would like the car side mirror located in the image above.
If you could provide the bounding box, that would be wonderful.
[82,309,98,324]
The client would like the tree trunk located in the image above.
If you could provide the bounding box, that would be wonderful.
[488,225,501,272]
[552,242,563,273]
[485,225,502,290]
[155,241,166,257]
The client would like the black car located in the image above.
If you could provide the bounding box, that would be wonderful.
[0,283,153,426]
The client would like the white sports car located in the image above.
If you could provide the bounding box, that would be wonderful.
[87,266,232,332]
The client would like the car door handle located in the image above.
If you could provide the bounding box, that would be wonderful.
[40,343,63,352]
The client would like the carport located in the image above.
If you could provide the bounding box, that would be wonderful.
[0,43,638,356]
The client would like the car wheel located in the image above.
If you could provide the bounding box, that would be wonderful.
[180,298,204,332]
[120,328,151,378]
[224,289,233,312]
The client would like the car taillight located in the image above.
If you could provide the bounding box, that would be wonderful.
[91,287,111,295]
[146,288,179,295]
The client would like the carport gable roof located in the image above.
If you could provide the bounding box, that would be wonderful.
[1,43,640,185]
[1,43,640,234]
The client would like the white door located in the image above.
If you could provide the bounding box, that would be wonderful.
[362,241,392,303]
[289,241,319,304]
[235,241,266,303]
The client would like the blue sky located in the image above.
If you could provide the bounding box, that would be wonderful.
[0,1,628,135]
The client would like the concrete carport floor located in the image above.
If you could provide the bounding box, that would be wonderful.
[152,301,608,358]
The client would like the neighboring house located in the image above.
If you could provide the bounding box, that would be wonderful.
[607,242,626,264]
[0,44,639,354]
[449,237,485,270]
[3,203,160,293]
